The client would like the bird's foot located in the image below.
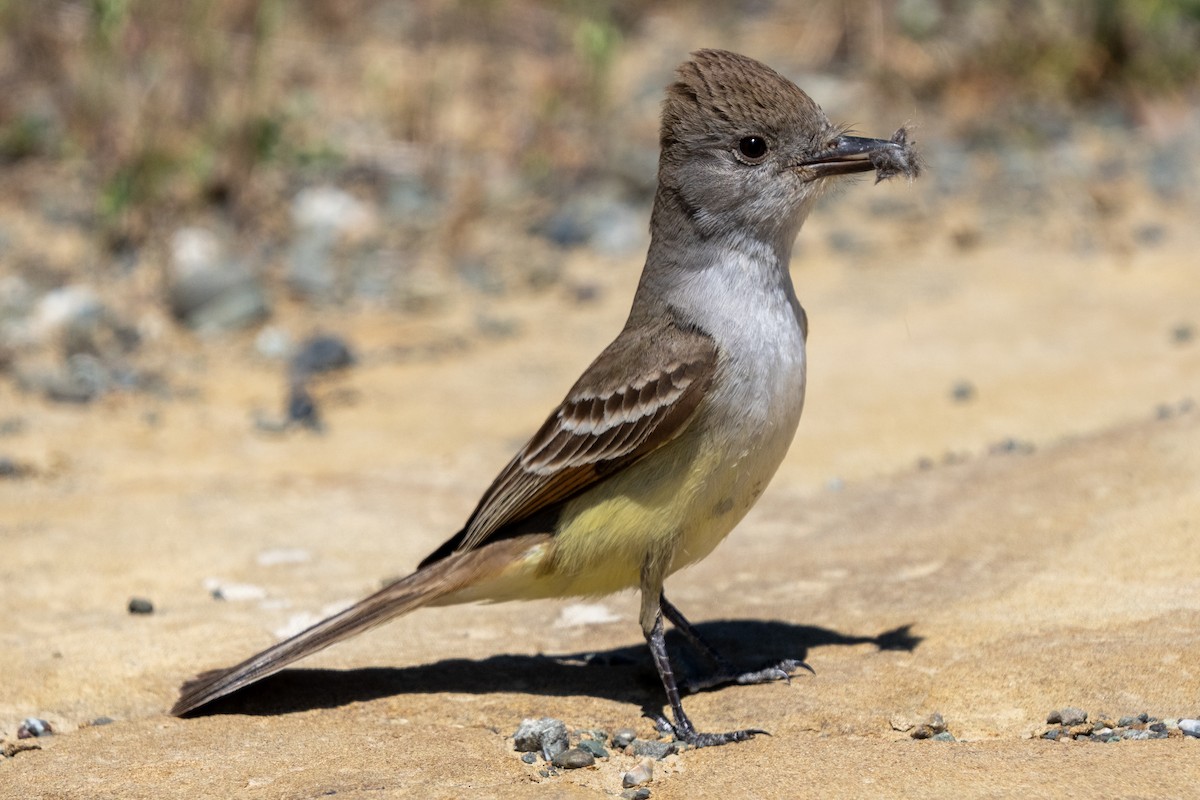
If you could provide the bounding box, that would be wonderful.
[683,658,813,693]
[651,714,768,748]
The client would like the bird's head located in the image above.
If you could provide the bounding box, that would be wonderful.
[657,49,917,247]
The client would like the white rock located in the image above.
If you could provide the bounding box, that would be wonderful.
[170,227,222,277]
[203,578,267,602]
[291,186,375,239]
[554,602,620,627]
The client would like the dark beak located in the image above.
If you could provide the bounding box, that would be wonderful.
[800,134,908,179]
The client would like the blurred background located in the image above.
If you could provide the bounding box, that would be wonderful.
[0,0,1197,472]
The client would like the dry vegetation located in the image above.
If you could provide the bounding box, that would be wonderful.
[2,0,1197,257]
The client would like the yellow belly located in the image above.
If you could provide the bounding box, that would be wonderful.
[447,409,790,605]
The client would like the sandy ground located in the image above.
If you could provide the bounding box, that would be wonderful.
[3,170,1200,798]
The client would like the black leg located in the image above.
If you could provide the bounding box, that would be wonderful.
[643,606,766,747]
[660,592,812,693]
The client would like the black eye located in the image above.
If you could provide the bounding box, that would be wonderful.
[738,136,768,160]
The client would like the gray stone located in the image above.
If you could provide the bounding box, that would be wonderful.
[513,717,569,761]
[43,354,110,403]
[576,738,608,759]
[630,739,678,759]
[951,381,976,402]
[0,456,30,479]
[290,334,354,378]
[1178,719,1200,738]
[16,718,52,739]
[550,747,595,769]
[167,227,269,332]
[127,597,154,614]
[533,187,648,257]
[611,727,638,748]
[1056,707,1088,726]
[286,228,337,302]
[622,758,654,788]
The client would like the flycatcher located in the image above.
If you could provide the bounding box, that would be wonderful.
[172,49,920,747]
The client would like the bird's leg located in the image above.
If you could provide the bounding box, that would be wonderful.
[659,592,812,694]
[640,587,765,747]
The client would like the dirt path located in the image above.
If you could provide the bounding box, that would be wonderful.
[3,185,1199,797]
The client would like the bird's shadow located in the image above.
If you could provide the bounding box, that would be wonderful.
[183,620,920,718]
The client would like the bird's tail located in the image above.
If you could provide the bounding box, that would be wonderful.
[170,545,488,717]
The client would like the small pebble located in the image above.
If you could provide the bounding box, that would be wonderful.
[622,789,651,800]
[513,718,569,761]
[520,752,538,764]
[612,728,638,748]
[1052,707,1087,726]
[950,381,975,402]
[127,597,154,614]
[629,739,678,759]
[622,758,654,788]
[931,731,957,742]
[578,728,607,744]
[289,334,355,378]
[989,437,1034,455]
[286,381,321,430]
[1149,722,1167,734]
[1171,324,1194,345]
[1177,719,1200,738]
[576,738,609,759]
[911,712,947,740]
[1117,716,1138,727]
[551,747,595,769]
[17,718,52,739]
[0,456,34,479]
[204,579,268,602]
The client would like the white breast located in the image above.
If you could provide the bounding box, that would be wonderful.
[665,246,808,571]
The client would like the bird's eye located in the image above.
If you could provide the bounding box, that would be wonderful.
[737,136,768,161]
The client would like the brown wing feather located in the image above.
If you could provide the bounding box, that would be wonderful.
[443,313,718,557]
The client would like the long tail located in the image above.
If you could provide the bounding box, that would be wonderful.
[170,542,509,716]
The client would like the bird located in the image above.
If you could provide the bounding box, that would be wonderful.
[171,48,920,747]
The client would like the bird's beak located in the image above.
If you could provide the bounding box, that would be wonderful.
[799,135,905,179]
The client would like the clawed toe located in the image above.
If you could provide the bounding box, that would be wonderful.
[684,657,813,693]
[653,714,770,748]
[733,658,814,686]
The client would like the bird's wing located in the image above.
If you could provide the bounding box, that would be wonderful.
[427,312,718,562]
